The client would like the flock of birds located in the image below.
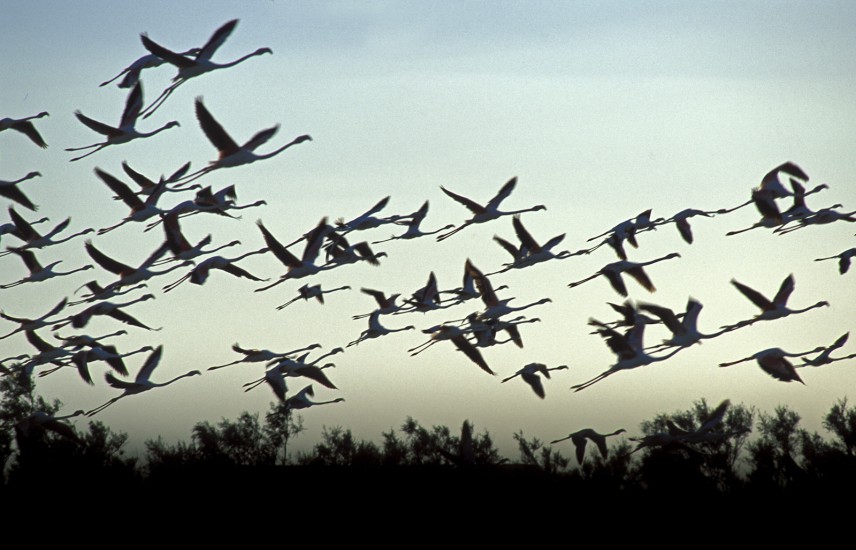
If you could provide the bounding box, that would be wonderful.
[2,19,855,463]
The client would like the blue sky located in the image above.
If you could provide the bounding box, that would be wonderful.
[1,1,854,458]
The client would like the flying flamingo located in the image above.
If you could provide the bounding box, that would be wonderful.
[815,248,856,275]
[282,384,345,412]
[150,212,241,265]
[84,239,191,292]
[1,211,48,243]
[489,215,580,274]
[68,280,148,307]
[719,346,826,384]
[139,19,272,118]
[65,82,179,161]
[208,342,321,371]
[638,298,729,351]
[467,259,552,320]
[571,318,682,392]
[0,207,93,256]
[275,283,351,310]
[567,253,681,297]
[372,200,454,244]
[61,294,160,331]
[0,298,69,341]
[436,177,546,241]
[162,248,269,292]
[94,168,171,235]
[335,195,406,234]
[408,323,494,375]
[550,428,627,464]
[799,333,856,367]
[99,48,200,89]
[502,362,569,399]
[347,310,415,347]
[174,97,311,185]
[15,410,85,445]
[0,112,49,148]
[0,171,42,211]
[1,248,93,289]
[86,346,202,416]
[352,288,404,319]
[721,274,829,331]
[120,160,194,197]
[254,218,332,292]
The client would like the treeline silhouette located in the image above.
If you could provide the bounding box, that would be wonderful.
[3,367,855,506]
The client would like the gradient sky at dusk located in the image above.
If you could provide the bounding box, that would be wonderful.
[2,1,854,458]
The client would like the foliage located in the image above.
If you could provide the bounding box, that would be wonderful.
[513,430,569,474]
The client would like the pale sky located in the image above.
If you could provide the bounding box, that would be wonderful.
[2,1,855,459]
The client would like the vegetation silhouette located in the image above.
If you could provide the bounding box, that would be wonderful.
[3,369,856,505]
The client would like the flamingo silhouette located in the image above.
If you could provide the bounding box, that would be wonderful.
[65,82,179,161]
[139,19,272,118]
[0,112,49,148]
[86,346,201,416]
[436,177,546,241]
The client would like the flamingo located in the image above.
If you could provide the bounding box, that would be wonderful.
[550,428,627,464]
[372,200,454,244]
[648,207,720,244]
[0,171,42,211]
[53,329,128,350]
[335,196,405,234]
[208,342,321,371]
[1,212,48,243]
[275,283,351,310]
[638,298,729,351]
[68,280,148,307]
[571,318,682,392]
[162,248,269,292]
[15,410,85,445]
[99,48,200,89]
[0,298,69,341]
[467,259,552,320]
[815,248,856,275]
[323,235,386,268]
[408,323,494,375]
[84,239,191,292]
[93,168,170,234]
[254,218,331,292]
[489,215,580,274]
[174,97,311,185]
[467,315,540,348]
[436,177,546,241]
[65,82,179,161]
[0,207,92,256]
[567,253,681,297]
[719,346,826,384]
[1,248,93,289]
[57,343,156,382]
[282,384,345,412]
[501,362,569,399]
[799,333,856,367]
[721,274,829,331]
[352,288,403,319]
[347,310,415,347]
[139,19,272,118]
[0,112,48,148]
[20,330,83,380]
[586,209,663,248]
[242,347,343,392]
[120,160,194,197]
[150,211,241,265]
[403,271,445,313]
[775,206,856,235]
[62,294,160,331]
[86,346,202,416]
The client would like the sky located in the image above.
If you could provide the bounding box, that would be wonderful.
[1,1,855,459]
